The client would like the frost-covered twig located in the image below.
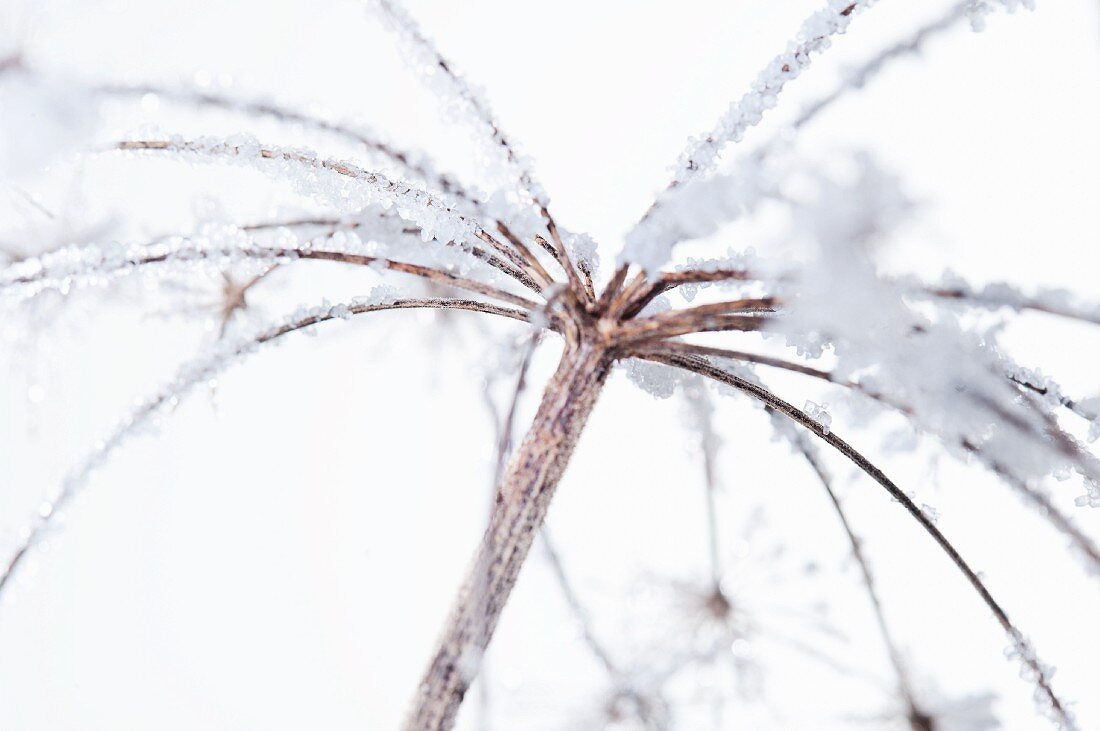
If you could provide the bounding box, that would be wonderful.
[242,214,543,293]
[113,137,550,287]
[1,234,539,309]
[626,0,966,270]
[97,82,482,209]
[669,0,872,185]
[788,3,970,134]
[364,0,591,299]
[639,350,1077,730]
[0,296,531,597]
[363,0,545,208]
[920,277,1100,327]
[623,0,880,272]
[649,340,1100,575]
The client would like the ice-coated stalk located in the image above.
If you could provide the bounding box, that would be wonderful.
[403,334,612,731]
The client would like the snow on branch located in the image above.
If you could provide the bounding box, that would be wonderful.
[916,273,1100,327]
[364,0,547,208]
[0,222,539,309]
[669,0,874,187]
[98,82,482,210]
[622,0,1035,274]
[789,3,970,133]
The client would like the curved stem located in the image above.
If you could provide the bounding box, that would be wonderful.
[0,298,531,597]
[113,137,550,294]
[244,215,542,294]
[3,241,538,310]
[645,341,1100,575]
[98,83,481,207]
[637,350,1077,730]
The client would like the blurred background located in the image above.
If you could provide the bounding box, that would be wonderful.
[0,0,1098,728]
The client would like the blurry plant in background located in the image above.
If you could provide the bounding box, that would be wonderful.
[0,0,1098,729]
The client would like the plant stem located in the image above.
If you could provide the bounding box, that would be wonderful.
[404,335,612,731]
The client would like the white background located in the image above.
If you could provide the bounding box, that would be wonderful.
[1,0,1099,729]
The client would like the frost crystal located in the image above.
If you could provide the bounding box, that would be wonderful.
[804,400,832,435]
[967,0,1036,32]
[624,358,683,400]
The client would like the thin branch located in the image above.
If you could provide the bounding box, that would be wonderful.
[113,137,552,293]
[2,238,540,310]
[0,297,531,597]
[787,3,969,134]
[492,222,555,290]
[366,0,547,207]
[607,272,649,321]
[922,284,1100,328]
[472,229,551,291]
[638,350,1077,730]
[625,1,871,270]
[247,215,543,294]
[97,82,481,207]
[649,341,1100,574]
[541,208,589,304]
[792,437,927,725]
[617,310,771,345]
[625,268,757,318]
[596,264,631,313]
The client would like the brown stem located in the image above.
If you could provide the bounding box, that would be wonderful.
[495,221,555,288]
[540,207,589,304]
[5,242,538,310]
[617,313,767,344]
[404,335,612,731]
[240,215,541,294]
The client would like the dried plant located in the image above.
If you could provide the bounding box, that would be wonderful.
[0,0,1096,729]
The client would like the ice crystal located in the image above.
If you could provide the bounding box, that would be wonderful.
[967,0,1036,32]
[804,400,832,435]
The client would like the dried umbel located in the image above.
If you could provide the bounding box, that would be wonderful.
[0,0,1094,729]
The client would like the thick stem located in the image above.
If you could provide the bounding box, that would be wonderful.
[404,336,612,731]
